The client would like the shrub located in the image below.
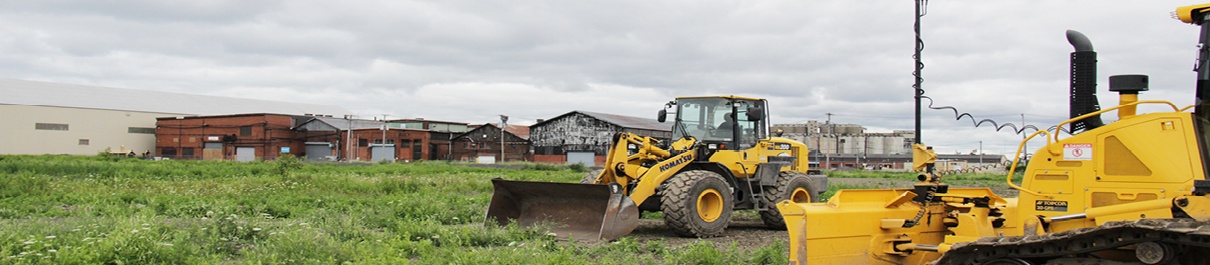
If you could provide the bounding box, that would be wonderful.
[567,163,588,172]
[274,154,304,177]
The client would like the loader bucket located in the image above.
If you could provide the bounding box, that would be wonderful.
[485,178,639,241]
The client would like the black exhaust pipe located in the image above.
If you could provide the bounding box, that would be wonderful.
[1067,30,1104,133]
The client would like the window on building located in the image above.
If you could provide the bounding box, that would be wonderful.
[240,126,252,136]
[161,148,177,157]
[359,139,368,147]
[78,139,90,145]
[127,127,156,134]
[182,148,195,158]
[35,123,68,131]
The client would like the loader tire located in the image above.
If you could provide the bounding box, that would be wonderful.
[759,171,819,229]
[660,170,733,237]
[580,169,604,184]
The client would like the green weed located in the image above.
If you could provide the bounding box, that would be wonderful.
[0,155,800,264]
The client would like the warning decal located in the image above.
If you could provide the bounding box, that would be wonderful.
[1063,143,1092,161]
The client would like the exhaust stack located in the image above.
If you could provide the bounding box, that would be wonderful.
[1067,30,1105,133]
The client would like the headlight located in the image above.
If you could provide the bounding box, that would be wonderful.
[707,143,718,150]
[627,143,637,150]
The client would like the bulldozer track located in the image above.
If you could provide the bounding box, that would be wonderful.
[937,218,1210,265]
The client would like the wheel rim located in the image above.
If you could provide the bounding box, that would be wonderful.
[790,187,812,203]
[696,189,724,222]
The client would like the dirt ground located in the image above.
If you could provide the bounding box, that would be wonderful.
[626,217,785,252]
[616,178,1020,252]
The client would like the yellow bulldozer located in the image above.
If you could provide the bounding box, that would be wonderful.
[486,95,828,241]
[776,4,1210,264]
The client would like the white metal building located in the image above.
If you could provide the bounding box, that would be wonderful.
[0,79,350,156]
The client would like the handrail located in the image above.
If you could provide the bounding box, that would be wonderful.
[1006,129,1052,197]
[1050,100,1181,143]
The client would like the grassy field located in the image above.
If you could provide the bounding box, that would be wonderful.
[0,155,1015,264]
[0,155,797,264]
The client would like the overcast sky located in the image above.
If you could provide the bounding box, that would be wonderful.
[1,1,1204,156]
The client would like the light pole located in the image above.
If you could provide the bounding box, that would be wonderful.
[499,115,508,163]
[978,140,983,168]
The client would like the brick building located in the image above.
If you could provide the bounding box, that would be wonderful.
[388,118,470,160]
[155,114,306,161]
[451,124,530,163]
[157,114,435,162]
[295,116,431,162]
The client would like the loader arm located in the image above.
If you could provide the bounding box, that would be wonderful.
[594,132,699,206]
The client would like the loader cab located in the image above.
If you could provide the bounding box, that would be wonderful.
[665,96,769,150]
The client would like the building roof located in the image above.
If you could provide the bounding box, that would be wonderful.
[388,118,468,125]
[298,116,386,131]
[487,123,531,140]
[457,123,530,140]
[502,124,530,140]
[535,110,670,132]
[0,79,351,116]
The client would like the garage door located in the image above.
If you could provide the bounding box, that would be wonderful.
[567,151,595,166]
[370,144,395,162]
[235,147,255,162]
[476,155,495,164]
[305,142,334,161]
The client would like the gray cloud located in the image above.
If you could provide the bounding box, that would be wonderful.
[0,0,1202,154]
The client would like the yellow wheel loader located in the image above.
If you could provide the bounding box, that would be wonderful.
[776,4,1210,264]
[486,96,827,241]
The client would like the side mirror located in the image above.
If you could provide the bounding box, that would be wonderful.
[657,109,667,123]
[746,107,764,121]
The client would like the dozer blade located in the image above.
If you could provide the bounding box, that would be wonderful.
[485,178,639,241]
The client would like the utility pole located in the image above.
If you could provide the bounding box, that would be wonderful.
[913,0,925,146]
[381,114,389,162]
[344,114,354,162]
[499,115,509,163]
